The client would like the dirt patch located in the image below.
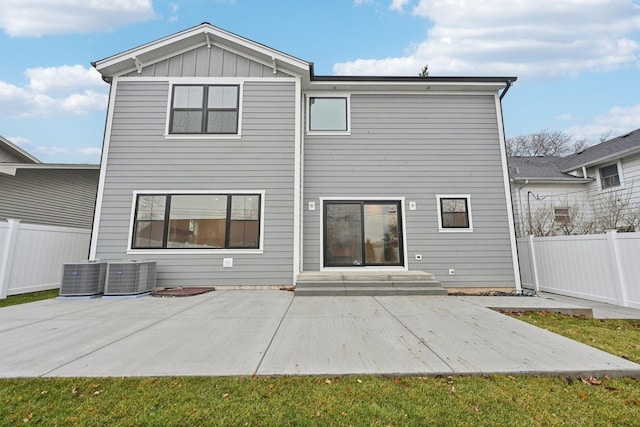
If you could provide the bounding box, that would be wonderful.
[151,287,215,297]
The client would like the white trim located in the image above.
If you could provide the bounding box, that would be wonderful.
[94,23,310,76]
[597,160,625,190]
[495,94,522,291]
[126,190,266,252]
[306,92,351,135]
[292,76,302,283]
[436,194,474,232]
[116,76,297,83]
[164,81,244,138]
[318,197,408,271]
[89,79,118,260]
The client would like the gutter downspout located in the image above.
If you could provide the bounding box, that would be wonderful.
[499,79,514,101]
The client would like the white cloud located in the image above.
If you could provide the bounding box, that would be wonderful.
[556,114,574,121]
[35,146,67,156]
[390,0,410,12]
[565,103,640,142]
[0,0,156,37]
[6,136,32,147]
[27,66,104,95]
[0,65,108,118]
[78,146,102,156]
[334,0,640,79]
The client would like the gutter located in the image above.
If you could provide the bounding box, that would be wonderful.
[499,78,515,101]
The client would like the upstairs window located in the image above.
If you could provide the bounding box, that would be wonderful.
[600,164,620,189]
[170,85,239,134]
[437,195,473,231]
[132,193,261,250]
[308,96,349,132]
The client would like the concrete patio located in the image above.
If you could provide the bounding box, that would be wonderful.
[1,291,639,378]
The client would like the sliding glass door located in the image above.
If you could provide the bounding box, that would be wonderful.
[324,201,403,267]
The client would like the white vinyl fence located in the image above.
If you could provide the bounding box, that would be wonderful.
[0,219,91,299]
[517,230,640,309]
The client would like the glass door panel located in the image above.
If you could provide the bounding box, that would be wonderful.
[364,204,401,265]
[324,201,403,267]
[325,203,363,266]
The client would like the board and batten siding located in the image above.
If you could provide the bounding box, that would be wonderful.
[95,79,296,287]
[125,45,290,78]
[0,169,98,228]
[303,93,516,288]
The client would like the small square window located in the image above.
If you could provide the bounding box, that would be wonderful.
[437,195,473,231]
[600,164,620,189]
[309,97,348,132]
[554,208,570,224]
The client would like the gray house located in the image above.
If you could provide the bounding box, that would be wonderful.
[0,135,99,229]
[90,23,520,292]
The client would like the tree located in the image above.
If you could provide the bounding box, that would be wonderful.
[418,64,429,78]
[506,129,588,157]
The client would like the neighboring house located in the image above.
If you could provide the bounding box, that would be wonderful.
[90,23,520,290]
[509,128,640,237]
[0,135,99,229]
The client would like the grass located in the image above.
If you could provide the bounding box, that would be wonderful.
[1,295,639,425]
[510,311,640,364]
[0,289,58,308]
[1,375,639,426]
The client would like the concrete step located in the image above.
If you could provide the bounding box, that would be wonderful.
[295,280,444,289]
[295,286,448,297]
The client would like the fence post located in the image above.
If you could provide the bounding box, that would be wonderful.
[0,219,21,299]
[528,234,540,293]
[606,230,628,306]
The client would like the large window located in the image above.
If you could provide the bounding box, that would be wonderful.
[169,85,239,134]
[132,193,261,249]
[437,195,473,231]
[600,164,620,189]
[308,96,348,132]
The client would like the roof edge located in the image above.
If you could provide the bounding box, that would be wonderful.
[0,135,40,164]
[561,145,640,172]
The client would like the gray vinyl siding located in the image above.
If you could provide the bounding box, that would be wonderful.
[0,147,24,162]
[125,45,290,78]
[95,80,296,287]
[0,169,98,228]
[303,93,516,288]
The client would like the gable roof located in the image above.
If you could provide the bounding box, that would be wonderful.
[560,128,640,172]
[508,156,591,183]
[93,22,312,81]
[93,22,517,95]
[0,135,40,164]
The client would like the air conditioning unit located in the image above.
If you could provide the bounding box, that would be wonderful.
[104,260,157,296]
[59,261,107,297]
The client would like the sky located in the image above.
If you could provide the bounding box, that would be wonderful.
[0,0,639,164]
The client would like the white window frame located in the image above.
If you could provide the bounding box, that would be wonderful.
[306,92,351,135]
[126,190,265,254]
[436,194,474,232]
[164,78,245,140]
[596,160,624,190]
[554,207,570,224]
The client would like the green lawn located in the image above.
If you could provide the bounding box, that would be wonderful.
[1,295,639,425]
[0,289,58,308]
